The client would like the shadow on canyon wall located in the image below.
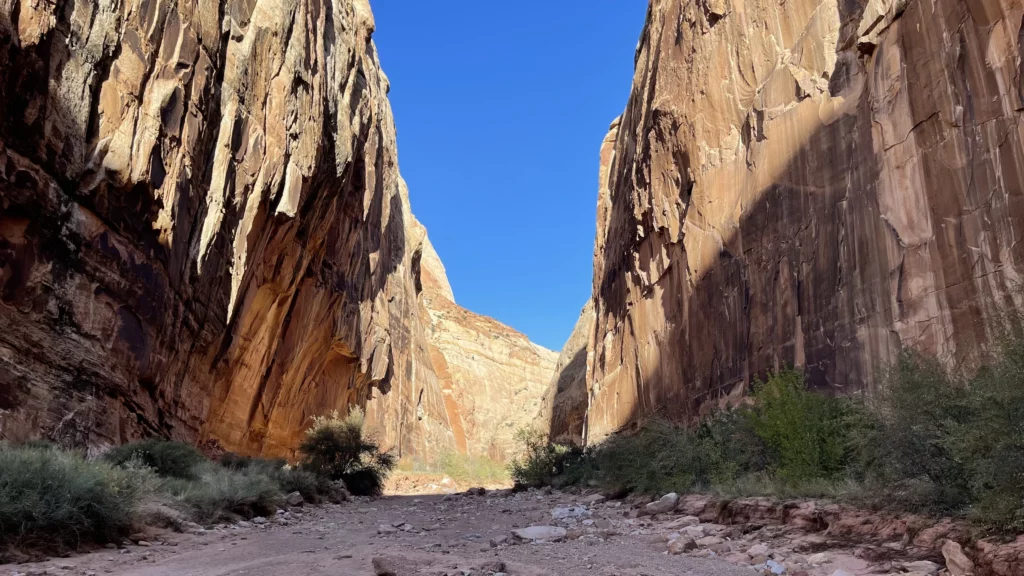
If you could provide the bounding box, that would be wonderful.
[555,0,1024,443]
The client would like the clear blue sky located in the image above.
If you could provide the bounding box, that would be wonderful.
[372,2,647,351]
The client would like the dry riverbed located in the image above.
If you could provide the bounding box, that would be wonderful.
[0,486,994,576]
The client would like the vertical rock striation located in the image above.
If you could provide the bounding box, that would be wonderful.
[0,0,556,458]
[0,0,455,457]
[574,0,1024,441]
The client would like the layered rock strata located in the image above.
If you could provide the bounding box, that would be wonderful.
[574,0,1024,441]
[418,242,558,460]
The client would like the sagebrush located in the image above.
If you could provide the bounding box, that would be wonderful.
[162,462,283,523]
[0,445,152,554]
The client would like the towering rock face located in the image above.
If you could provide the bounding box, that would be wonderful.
[580,0,1024,441]
[0,0,461,457]
[417,240,558,461]
[540,119,620,445]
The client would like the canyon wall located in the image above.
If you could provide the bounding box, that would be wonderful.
[573,0,1024,442]
[0,0,552,461]
[419,242,558,461]
[539,301,593,445]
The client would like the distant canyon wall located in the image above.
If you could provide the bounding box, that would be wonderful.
[551,0,1024,443]
[419,248,557,462]
[0,0,553,461]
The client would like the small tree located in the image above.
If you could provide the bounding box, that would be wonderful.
[299,407,395,497]
[747,369,852,482]
[508,428,588,488]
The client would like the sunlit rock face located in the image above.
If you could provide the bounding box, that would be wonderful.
[579,0,1024,442]
[416,236,558,461]
[0,0,461,458]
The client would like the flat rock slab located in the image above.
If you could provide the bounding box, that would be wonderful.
[511,526,568,542]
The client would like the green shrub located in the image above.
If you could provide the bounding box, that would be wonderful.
[0,446,152,552]
[299,407,395,497]
[959,336,1024,531]
[508,428,588,488]
[748,370,853,481]
[587,412,762,494]
[851,351,973,514]
[165,462,282,523]
[105,439,206,480]
[854,342,1024,530]
[223,455,332,504]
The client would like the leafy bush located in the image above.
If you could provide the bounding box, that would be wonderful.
[164,462,282,523]
[0,445,152,552]
[218,454,333,504]
[748,370,853,481]
[105,439,206,480]
[959,337,1024,531]
[855,342,1024,531]
[851,351,973,514]
[586,411,763,494]
[509,428,588,488]
[299,407,395,497]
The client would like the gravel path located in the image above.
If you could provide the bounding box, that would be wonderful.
[2,491,755,576]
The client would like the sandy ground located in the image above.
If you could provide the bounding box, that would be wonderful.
[1,489,756,576]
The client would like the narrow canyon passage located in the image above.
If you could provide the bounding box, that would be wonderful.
[2,491,754,576]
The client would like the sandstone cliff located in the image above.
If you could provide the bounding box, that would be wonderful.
[418,241,558,461]
[0,0,552,461]
[571,0,1024,441]
[538,301,593,445]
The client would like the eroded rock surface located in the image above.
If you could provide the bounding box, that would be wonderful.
[576,0,1024,440]
[418,240,558,460]
[0,0,552,461]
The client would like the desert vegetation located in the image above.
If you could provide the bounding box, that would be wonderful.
[0,407,393,560]
[395,450,510,487]
[511,333,1024,533]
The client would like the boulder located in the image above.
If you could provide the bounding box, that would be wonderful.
[551,505,589,520]
[748,543,769,557]
[665,516,701,528]
[667,536,698,555]
[644,493,680,515]
[942,540,975,576]
[903,560,941,575]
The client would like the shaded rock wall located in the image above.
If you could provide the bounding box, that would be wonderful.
[540,119,621,444]
[0,0,460,458]
[578,0,1024,441]
[538,301,593,445]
